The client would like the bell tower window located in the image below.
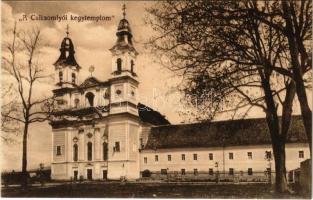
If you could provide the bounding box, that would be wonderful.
[85,92,95,107]
[59,71,63,82]
[117,58,122,72]
[74,98,79,108]
[72,73,76,84]
[130,60,134,73]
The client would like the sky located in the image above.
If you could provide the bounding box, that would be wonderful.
[1,1,310,171]
[1,1,186,171]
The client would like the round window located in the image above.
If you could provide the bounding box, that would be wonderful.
[116,89,122,95]
[87,132,93,138]
[73,137,79,143]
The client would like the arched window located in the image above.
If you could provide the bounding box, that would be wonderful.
[73,144,78,161]
[87,142,92,161]
[130,60,134,73]
[74,98,79,108]
[103,142,108,160]
[117,58,122,72]
[59,71,63,82]
[85,92,95,107]
[72,73,76,84]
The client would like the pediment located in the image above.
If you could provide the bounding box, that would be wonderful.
[79,77,101,88]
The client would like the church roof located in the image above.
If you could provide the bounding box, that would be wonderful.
[143,116,307,150]
[109,11,138,55]
[138,103,170,126]
[54,37,81,69]
[117,18,132,33]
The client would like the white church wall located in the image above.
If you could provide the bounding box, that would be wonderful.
[108,122,127,161]
[107,162,125,180]
[78,130,85,161]
[129,123,139,160]
[125,81,138,105]
[51,163,67,180]
[53,130,66,162]
[94,128,101,160]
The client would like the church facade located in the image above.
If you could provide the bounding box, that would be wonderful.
[50,12,146,180]
[50,9,309,181]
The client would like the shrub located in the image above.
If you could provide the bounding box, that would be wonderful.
[142,170,151,177]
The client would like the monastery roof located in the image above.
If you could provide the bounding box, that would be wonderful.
[143,116,307,150]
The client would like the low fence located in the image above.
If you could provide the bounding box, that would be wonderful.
[1,170,51,186]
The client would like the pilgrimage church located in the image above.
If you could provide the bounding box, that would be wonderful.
[50,6,309,181]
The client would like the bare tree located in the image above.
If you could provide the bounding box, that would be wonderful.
[1,23,54,187]
[251,0,312,152]
[146,0,310,193]
[1,83,21,143]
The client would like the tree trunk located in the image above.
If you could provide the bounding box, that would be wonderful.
[262,77,289,193]
[22,122,29,188]
[295,77,312,154]
[272,141,288,193]
[266,116,288,193]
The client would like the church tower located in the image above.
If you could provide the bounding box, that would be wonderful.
[109,4,138,78]
[107,4,141,180]
[53,25,80,88]
[109,4,139,116]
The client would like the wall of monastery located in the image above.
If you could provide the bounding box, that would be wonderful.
[140,143,310,175]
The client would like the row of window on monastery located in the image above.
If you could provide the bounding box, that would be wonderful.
[157,167,257,176]
[143,150,305,164]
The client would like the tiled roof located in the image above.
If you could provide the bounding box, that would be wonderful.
[143,116,307,150]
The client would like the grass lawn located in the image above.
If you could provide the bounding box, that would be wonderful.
[1,182,309,198]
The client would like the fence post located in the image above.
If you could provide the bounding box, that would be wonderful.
[215,171,220,183]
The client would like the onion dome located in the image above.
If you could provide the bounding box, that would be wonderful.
[117,18,132,33]
[54,26,81,69]
[110,4,138,55]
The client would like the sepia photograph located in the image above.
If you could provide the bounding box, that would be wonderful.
[1,0,312,199]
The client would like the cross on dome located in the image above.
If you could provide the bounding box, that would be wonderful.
[66,24,69,37]
[122,4,126,19]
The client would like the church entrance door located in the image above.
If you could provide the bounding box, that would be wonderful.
[87,169,92,180]
[73,170,78,181]
[103,170,107,180]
